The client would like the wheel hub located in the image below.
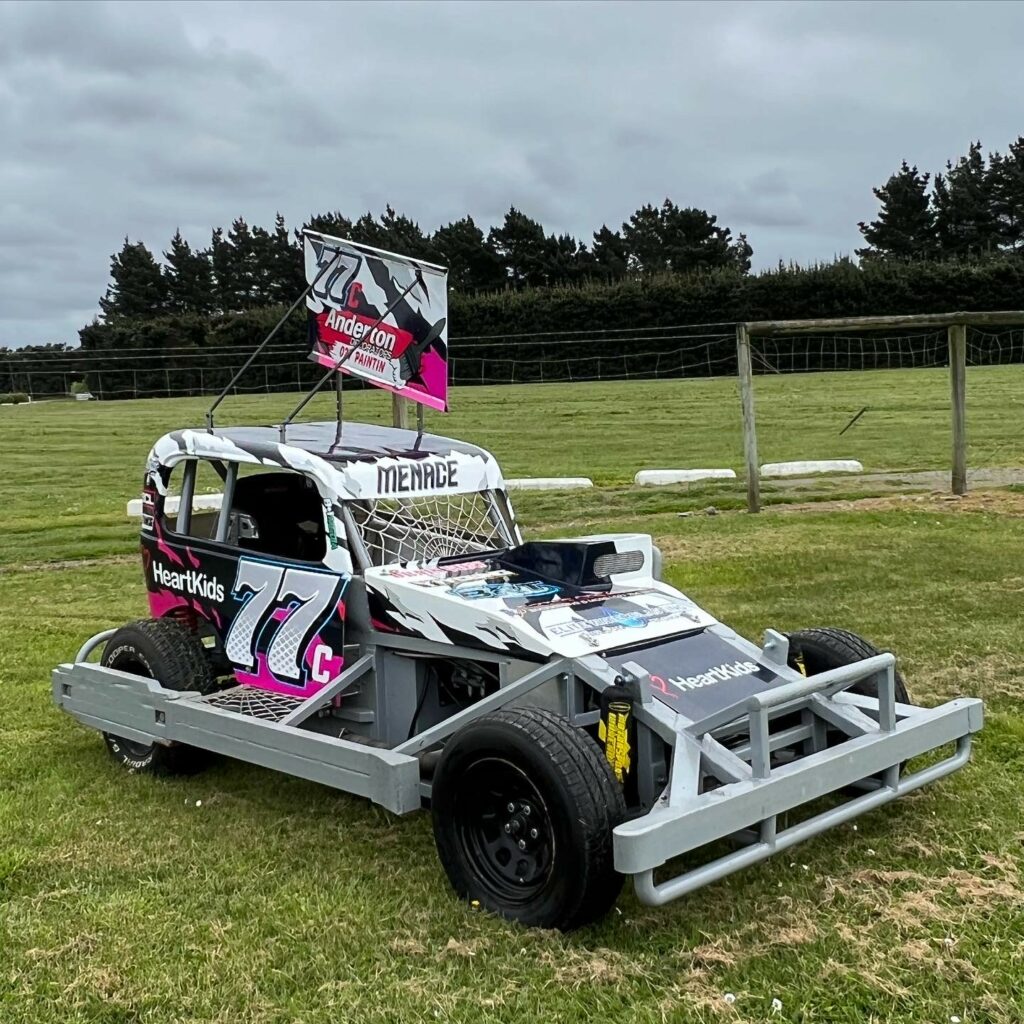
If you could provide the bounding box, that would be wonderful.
[454,758,554,902]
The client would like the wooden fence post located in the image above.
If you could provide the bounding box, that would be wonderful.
[392,393,410,430]
[736,323,761,513]
[949,323,967,495]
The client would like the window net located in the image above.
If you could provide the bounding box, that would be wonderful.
[350,491,512,565]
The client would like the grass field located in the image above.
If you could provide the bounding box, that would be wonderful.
[2,371,1024,1023]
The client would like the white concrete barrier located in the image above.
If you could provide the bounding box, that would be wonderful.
[634,469,737,487]
[761,460,863,478]
[126,493,223,517]
[506,477,594,491]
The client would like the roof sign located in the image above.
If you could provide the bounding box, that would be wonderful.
[303,231,449,412]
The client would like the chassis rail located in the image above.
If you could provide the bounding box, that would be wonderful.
[55,628,983,908]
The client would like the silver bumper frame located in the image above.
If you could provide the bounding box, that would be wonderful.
[611,646,983,905]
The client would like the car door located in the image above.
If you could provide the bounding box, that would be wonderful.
[142,457,349,697]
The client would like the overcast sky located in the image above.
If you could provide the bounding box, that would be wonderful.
[2,0,1024,348]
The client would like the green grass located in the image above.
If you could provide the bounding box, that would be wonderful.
[2,376,1023,1023]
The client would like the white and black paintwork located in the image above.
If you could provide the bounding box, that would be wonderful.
[145,421,505,503]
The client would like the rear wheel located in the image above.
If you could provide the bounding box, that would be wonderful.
[101,618,217,775]
[431,708,626,931]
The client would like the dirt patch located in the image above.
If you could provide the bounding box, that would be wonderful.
[767,489,1024,517]
[539,946,643,988]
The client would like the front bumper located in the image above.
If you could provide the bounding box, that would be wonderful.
[611,651,983,905]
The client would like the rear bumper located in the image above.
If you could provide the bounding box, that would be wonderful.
[614,693,982,905]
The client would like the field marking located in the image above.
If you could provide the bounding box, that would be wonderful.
[506,477,594,490]
[635,469,736,486]
[762,460,864,477]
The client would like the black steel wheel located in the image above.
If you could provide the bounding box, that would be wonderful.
[101,618,217,776]
[431,707,626,931]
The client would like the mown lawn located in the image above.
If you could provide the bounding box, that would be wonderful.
[1,380,1023,1023]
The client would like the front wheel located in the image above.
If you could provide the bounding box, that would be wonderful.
[787,627,911,704]
[431,708,626,931]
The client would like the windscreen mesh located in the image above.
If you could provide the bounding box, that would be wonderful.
[350,491,511,565]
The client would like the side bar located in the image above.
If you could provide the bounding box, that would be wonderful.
[53,662,421,814]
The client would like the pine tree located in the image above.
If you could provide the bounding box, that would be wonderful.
[545,233,590,284]
[591,226,629,279]
[729,232,753,274]
[267,213,303,302]
[210,227,234,314]
[621,203,664,272]
[856,162,936,261]
[988,138,1024,252]
[163,230,214,314]
[622,200,738,273]
[431,216,504,291]
[377,205,432,258]
[98,238,169,321]
[932,142,998,257]
[488,208,550,287]
[658,202,733,272]
[226,218,258,309]
[299,211,354,242]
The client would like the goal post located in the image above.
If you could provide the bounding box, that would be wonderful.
[736,310,1024,513]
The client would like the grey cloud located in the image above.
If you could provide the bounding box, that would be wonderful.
[3,0,1024,346]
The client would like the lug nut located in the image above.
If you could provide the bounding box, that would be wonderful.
[503,823,511,833]
[522,804,531,815]
[529,828,538,839]
[506,802,515,813]
[517,839,526,850]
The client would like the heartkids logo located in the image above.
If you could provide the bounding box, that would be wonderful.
[152,561,225,603]
[671,660,760,692]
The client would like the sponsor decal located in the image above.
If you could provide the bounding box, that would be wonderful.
[510,588,648,616]
[547,606,650,640]
[152,560,225,603]
[544,596,703,644]
[304,232,449,412]
[377,458,459,494]
[666,659,760,692]
[381,560,490,581]
[450,580,560,601]
[321,307,412,358]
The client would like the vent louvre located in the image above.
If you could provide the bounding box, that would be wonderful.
[594,550,644,577]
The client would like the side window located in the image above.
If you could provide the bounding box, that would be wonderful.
[163,459,226,540]
[227,466,328,563]
[162,461,328,563]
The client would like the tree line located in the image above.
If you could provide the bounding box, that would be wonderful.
[857,137,1024,260]
[7,253,1024,400]
[96,200,753,323]
[7,137,1024,400]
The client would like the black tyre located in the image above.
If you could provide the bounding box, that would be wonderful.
[788,627,911,704]
[101,618,217,775]
[431,707,626,931]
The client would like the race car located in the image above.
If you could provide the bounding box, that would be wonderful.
[53,420,983,930]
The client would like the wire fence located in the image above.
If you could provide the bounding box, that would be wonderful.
[4,323,1024,400]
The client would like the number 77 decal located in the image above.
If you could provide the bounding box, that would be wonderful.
[225,559,346,684]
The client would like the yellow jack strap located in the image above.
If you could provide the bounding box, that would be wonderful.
[599,702,632,783]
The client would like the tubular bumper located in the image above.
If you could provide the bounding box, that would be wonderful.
[613,651,983,906]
